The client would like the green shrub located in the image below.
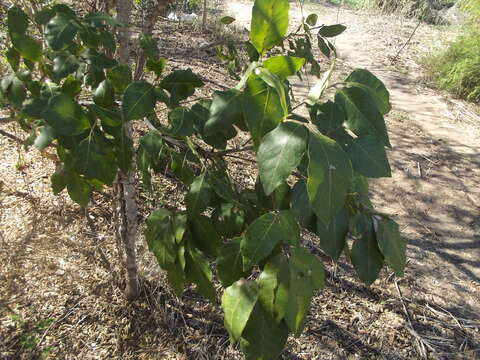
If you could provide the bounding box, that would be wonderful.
[423,0,480,102]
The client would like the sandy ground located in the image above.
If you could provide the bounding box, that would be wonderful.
[1,1,479,359]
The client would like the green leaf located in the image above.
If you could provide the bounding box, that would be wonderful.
[286,247,325,336]
[61,75,82,96]
[52,53,79,81]
[107,65,132,94]
[213,203,245,237]
[34,8,56,25]
[185,247,216,301]
[6,47,20,71]
[221,16,236,24]
[11,34,42,62]
[190,215,222,257]
[335,85,391,147]
[346,69,391,114]
[278,210,300,246]
[243,73,288,146]
[257,255,288,318]
[347,136,391,178]
[112,129,133,172]
[93,79,115,108]
[122,81,156,121]
[74,137,117,185]
[8,6,29,36]
[66,175,91,207]
[34,126,55,150]
[203,89,243,136]
[159,69,204,107]
[84,48,117,69]
[291,180,316,231]
[84,11,124,26]
[257,121,307,195]
[46,13,78,51]
[306,13,318,26]
[166,252,186,296]
[145,209,177,269]
[351,229,384,285]
[375,218,406,276]
[263,56,305,79]
[44,94,91,135]
[319,24,346,37]
[139,33,159,59]
[222,280,259,341]
[51,171,68,195]
[217,237,250,287]
[146,58,166,77]
[21,98,47,119]
[241,213,283,269]
[186,173,212,216]
[316,206,349,260]
[250,0,289,54]
[240,304,288,360]
[89,103,121,126]
[99,31,116,54]
[168,107,195,136]
[307,130,352,225]
[8,77,26,109]
[172,213,188,244]
[310,100,345,136]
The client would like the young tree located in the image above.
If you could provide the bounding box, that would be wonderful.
[0,0,406,358]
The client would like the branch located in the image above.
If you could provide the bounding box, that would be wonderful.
[0,129,23,144]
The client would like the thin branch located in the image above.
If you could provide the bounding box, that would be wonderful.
[0,129,23,144]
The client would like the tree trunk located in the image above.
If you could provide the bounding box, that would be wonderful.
[202,0,208,29]
[115,0,139,301]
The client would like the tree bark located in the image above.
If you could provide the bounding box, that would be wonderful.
[115,0,139,301]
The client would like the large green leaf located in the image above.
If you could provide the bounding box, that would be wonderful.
[185,247,216,301]
[145,209,177,269]
[375,218,406,276]
[34,125,55,151]
[84,11,124,26]
[203,89,243,136]
[285,247,325,336]
[74,137,117,185]
[278,210,300,246]
[217,237,250,287]
[310,100,345,136]
[316,206,349,260]
[263,56,305,79]
[318,24,346,37]
[346,69,391,114]
[291,180,316,231]
[240,304,289,360]
[159,69,204,107]
[190,215,222,257]
[168,107,195,136]
[7,6,28,36]
[257,121,307,195]
[241,213,284,269]
[222,280,259,341]
[8,77,26,109]
[84,49,118,69]
[186,173,212,216]
[93,79,115,108]
[351,229,384,285]
[6,47,20,72]
[11,34,42,62]
[122,82,156,121]
[66,175,91,207]
[335,85,391,147]
[22,98,48,119]
[250,0,289,54]
[257,254,289,319]
[52,53,80,81]
[347,136,391,178]
[307,129,352,225]
[107,65,132,94]
[243,73,288,146]
[44,94,91,135]
[46,13,78,51]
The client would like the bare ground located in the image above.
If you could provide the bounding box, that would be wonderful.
[1,1,479,359]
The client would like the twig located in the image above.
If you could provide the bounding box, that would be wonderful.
[0,129,23,144]
[36,301,81,348]
[395,280,438,359]
[391,13,424,63]
[0,117,15,124]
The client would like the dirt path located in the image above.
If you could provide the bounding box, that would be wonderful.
[225,0,480,323]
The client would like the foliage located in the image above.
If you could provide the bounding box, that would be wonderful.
[422,0,480,102]
[1,1,406,359]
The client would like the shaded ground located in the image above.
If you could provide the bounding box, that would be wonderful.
[1,1,479,359]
